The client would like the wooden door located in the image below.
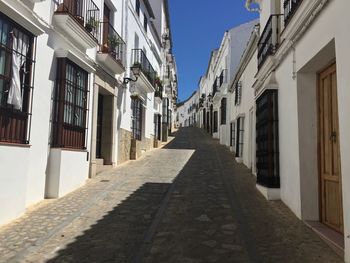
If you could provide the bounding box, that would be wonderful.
[319,63,343,233]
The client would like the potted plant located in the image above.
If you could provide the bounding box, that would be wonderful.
[85,17,99,33]
[108,35,123,50]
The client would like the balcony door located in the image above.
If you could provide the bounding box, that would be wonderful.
[318,63,343,233]
[103,4,111,51]
[64,0,84,23]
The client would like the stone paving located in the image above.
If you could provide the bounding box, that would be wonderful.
[0,127,344,262]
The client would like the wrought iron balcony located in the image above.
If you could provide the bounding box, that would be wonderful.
[132,49,156,87]
[99,21,126,67]
[54,0,100,45]
[155,80,163,99]
[218,69,227,87]
[284,0,303,26]
[212,78,218,96]
[258,14,282,70]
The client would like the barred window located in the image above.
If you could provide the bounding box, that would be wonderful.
[230,121,235,150]
[220,98,227,125]
[236,117,244,157]
[0,13,35,144]
[234,81,242,106]
[131,97,142,140]
[52,58,89,149]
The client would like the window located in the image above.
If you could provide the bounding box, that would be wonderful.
[203,108,206,128]
[162,98,168,124]
[236,117,244,157]
[154,114,161,140]
[256,90,279,188]
[144,14,148,32]
[234,81,242,106]
[52,58,89,149]
[220,98,227,125]
[131,97,142,140]
[136,0,140,16]
[0,14,35,144]
[134,33,139,49]
[230,122,235,149]
[213,111,218,133]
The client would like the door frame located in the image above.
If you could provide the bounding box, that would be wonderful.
[317,61,344,233]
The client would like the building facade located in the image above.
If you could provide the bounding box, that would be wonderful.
[181,0,350,259]
[247,0,350,261]
[0,0,177,226]
[175,90,198,128]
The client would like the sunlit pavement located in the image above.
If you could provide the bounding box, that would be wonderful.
[0,128,343,263]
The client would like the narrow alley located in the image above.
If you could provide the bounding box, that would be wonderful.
[0,128,342,263]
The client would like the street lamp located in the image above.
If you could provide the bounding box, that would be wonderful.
[123,64,141,84]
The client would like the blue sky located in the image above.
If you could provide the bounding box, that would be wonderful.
[168,0,258,102]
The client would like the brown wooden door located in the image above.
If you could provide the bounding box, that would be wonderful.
[319,63,343,233]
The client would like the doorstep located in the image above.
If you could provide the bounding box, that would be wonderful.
[305,220,344,258]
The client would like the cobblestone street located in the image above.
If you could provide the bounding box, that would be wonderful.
[0,128,343,263]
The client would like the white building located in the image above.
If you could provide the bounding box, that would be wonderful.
[0,0,177,226]
[175,90,199,128]
[245,0,350,261]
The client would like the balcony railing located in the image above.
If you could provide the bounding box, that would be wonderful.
[284,0,303,26]
[218,69,227,87]
[54,0,100,41]
[212,78,218,96]
[132,49,156,87]
[155,80,163,99]
[100,21,125,65]
[258,14,282,70]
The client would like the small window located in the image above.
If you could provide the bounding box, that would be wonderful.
[52,58,89,149]
[136,0,140,16]
[0,13,36,144]
[144,14,148,32]
[131,97,142,140]
[220,98,227,125]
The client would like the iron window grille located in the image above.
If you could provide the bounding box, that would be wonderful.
[230,121,236,152]
[220,98,227,125]
[236,117,244,158]
[0,13,36,144]
[52,58,89,150]
[131,97,142,141]
[234,81,242,106]
[256,89,280,188]
[162,98,168,124]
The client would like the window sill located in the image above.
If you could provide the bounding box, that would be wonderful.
[51,147,87,152]
[0,142,31,148]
